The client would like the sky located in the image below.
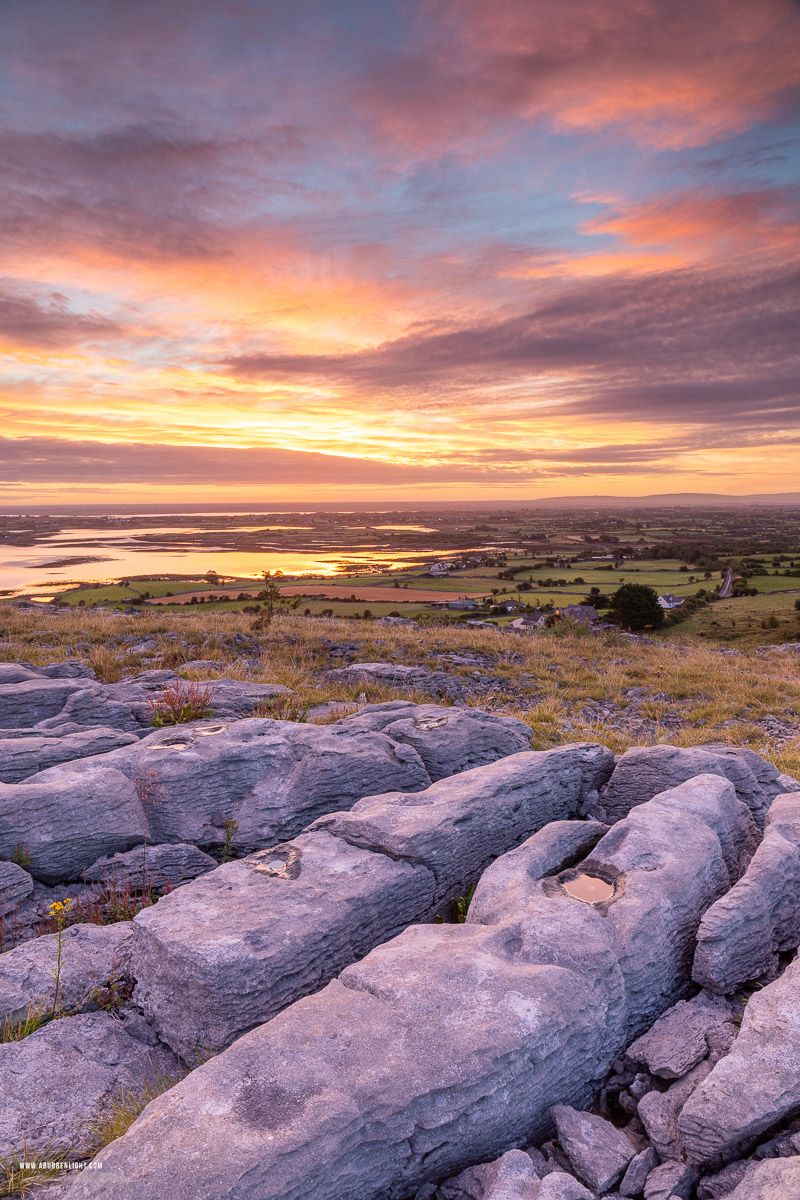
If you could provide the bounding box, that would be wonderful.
[1,0,799,504]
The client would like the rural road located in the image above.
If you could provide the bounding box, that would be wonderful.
[719,566,735,598]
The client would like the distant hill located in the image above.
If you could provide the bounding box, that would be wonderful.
[523,492,800,507]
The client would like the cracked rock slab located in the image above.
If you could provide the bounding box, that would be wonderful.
[334,701,533,781]
[599,745,780,828]
[0,727,138,783]
[722,1157,800,1199]
[679,954,800,1165]
[0,768,146,884]
[0,1011,178,1158]
[626,993,737,1080]
[82,842,217,889]
[0,859,34,917]
[0,922,133,1022]
[131,830,435,1058]
[313,744,614,905]
[693,824,800,993]
[550,1105,635,1194]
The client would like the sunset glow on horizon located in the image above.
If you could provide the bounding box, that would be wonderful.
[2,0,799,503]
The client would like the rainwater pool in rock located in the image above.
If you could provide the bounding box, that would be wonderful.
[563,875,614,903]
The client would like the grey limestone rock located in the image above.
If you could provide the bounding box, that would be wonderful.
[536,1176,596,1199]
[82,842,218,889]
[679,953,800,1165]
[695,1160,749,1199]
[599,745,778,828]
[0,677,102,729]
[131,830,436,1058]
[28,718,432,859]
[468,821,609,926]
[579,775,740,1039]
[619,1147,658,1197]
[64,920,617,1200]
[130,747,608,1058]
[693,823,800,993]
[626,993,738,1080]
[437,1149,542,1198]
[0,922,133,1021]
[0,1011,178,1157]
[313,744,614,904]
[550,1105,635,1193]
[722,1157,800,1199]
[0,858,34,917]
[61,773,754,1200]
[637,1060,712,1160]
[0,727,138,783]
[0,768,146,883]
[336,701,533,781]
[642,1161,695,1200]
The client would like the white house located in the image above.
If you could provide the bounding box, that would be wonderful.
[657,594,685,610]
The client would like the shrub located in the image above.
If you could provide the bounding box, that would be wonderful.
[148,682,215,726]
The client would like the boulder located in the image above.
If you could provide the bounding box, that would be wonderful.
[0,677,102,729]
[642,1161,695,1200]
[573,775,740,1039]
[27,718,432,855]
[619,1147,658,1197]
[62,921,617,1200]
[535,1178,595,1200]
[722,1157,800,1199]
[335,701,533,781]
[626,993,738,1080]
[0,768,146,883]
[82,843,218,889]
[679,954,800,1164]
[0,859,34,918]
[0,727,138,783]
[599,746,779,827]
[0,922,133,1021]
[0,1011,178,1157]
[313,745,615,904]
[550,1105,635,1193]
[693,825,800,993]
[130,748,608,1057]
[637,1061,712,1160]
[131,830,435,1058]
[436,1148,542,1198]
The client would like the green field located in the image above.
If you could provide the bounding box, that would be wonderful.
[659,589,800,645]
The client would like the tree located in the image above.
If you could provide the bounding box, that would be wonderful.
[251,571,299,629]
[609,583,664,631]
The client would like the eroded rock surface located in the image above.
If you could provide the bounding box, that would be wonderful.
[0,859,34,917]
[0,1011,178,1157]
[82,843,218,889]
[0,727,138,783]
[0,922,132,1021]
[679,953,800,1165]
[63,772,750,1200]
[599,745,785,827]
[550,1105,635,1193]
[693,820,800,993]
[131,745,610,1056]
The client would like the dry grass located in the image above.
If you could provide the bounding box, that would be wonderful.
[1,1002,50,1044]
[77,1069,184,1158]
[2,604,799,778]
[0,1144,75,1197]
